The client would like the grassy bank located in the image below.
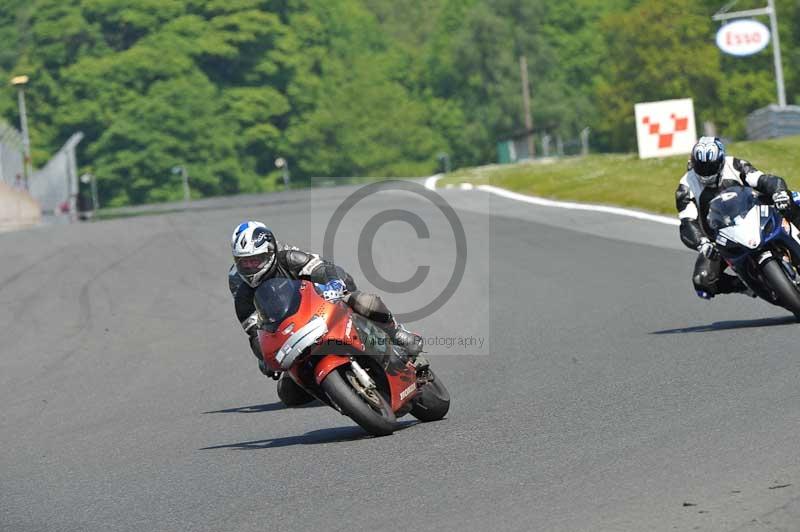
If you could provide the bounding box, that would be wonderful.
[441,136,800,215]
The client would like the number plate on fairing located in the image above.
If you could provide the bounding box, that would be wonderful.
[275,316,328,370]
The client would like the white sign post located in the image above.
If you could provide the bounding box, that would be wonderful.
[712,1,786,107]
[634,99,697,159]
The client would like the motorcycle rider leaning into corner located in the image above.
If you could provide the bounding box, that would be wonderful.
[676,136,800,299]
[228,221,427,406]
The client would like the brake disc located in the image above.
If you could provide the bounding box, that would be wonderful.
[345,370,383,409]
[780,254,800,285]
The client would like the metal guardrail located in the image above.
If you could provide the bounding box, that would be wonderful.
[747,105,800,140]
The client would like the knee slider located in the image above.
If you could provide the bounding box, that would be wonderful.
[693,271,718,293]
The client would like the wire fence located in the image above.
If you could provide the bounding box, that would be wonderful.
[497,128,591,164]
[29,132,83,216]
[0,121,25,188]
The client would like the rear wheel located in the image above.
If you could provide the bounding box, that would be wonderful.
[411,370,450,422]
[760,258,800,319]
[321,366,396,436]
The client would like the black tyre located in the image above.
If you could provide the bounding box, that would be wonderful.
[761,258,800,318]
[321,367,396,436]
[411,370,450,422]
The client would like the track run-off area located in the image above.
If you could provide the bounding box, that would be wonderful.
[3,183,800,532]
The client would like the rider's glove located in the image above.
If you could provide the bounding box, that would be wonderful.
[318,279,346,301]
[773,190,792,211]
[697,238,717,259]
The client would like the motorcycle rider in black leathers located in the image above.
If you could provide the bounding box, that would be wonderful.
[228,221,425,406]
[676,136,800,299]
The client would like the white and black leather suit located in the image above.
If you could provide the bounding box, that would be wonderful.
[675,156,800,295]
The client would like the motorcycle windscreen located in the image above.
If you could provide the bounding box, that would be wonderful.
[254,278,302,332]
[708,187,758,230]
[708,187,762,248]
[716,206,762,248]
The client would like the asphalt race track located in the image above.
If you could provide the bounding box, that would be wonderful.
[3,184,800,532]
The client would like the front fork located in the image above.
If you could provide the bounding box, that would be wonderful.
[349,359,377,391]
[313,355,379,413]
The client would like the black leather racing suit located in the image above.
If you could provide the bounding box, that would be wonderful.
[675,156,800,295]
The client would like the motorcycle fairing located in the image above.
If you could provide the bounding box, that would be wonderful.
[257,279,419,412]
[717,206,762,249]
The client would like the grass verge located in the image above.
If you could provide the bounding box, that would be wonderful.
[441,136,800,215]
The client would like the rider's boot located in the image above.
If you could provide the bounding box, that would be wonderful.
[345,291,429,371]
[383,320,429,371]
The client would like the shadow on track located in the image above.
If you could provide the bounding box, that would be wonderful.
[202,401,323,414]
[651,315,797,335]
[200,421,418,450]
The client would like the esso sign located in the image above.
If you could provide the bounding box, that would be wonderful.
[716,19,770,56]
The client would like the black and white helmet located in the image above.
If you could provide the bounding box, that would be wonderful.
[231,221,277,287]
[691,136,726,186]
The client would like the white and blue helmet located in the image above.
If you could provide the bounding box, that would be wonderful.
[691,136,726,186]
[231,221,277,287]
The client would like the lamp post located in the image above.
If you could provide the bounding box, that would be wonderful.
[275,157,290,190]
[80,173,98,211]
[10,75,32,186]
[171,165,190,205]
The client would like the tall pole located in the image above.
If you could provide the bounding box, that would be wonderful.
[11,76,32,186]
[519,56,535,159]
[713,2,787,107]
[172,165,190,206]
[275,157,290,190]
[17,88,31,182]
[767,0,786,107]
[580,127,591,156]
[91,174,99,211]
[181,166,190,204]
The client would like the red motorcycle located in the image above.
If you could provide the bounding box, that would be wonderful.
[255,278,450,436]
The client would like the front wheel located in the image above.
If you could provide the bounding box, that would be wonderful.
[411,370,450,422]
[760,258,800,318]
[321,367,396,436]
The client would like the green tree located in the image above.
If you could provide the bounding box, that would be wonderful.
[594,0,721,151]
[1,0,798,207]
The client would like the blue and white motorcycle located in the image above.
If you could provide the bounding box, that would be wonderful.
[708,186,800,318]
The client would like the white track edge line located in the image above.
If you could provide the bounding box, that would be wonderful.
[478,184,680,226]
[424,174,443,191]
[424,174,679,226]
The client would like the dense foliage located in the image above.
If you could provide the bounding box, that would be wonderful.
[0,0,797,206]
